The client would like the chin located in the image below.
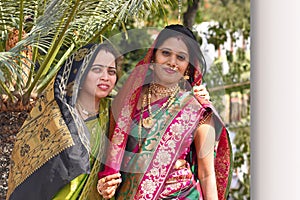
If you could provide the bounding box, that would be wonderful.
[96,92,110,99]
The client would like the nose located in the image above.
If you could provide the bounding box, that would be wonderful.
[168,54,177,69]
[99,70,109,81]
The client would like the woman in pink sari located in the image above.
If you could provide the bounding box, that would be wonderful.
[97,24,232,200]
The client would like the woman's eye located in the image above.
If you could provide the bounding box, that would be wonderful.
[108,70,117,76]
[177,55,186,61]
[91,67,103,73]
[161,50,170,56]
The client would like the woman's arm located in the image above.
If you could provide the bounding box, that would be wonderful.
[194,114,218,200]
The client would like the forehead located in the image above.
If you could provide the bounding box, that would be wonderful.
[92,50,116,67]
[158,37,189,54]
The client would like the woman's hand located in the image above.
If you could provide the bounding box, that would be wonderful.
[97,173,122,199]
[193,85,210,104]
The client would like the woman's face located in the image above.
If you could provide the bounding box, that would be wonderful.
[153,37,190,86]
[80,50,117,101]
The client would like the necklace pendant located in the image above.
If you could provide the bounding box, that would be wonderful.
[143,117,154,129]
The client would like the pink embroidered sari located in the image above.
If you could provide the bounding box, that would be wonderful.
[99,25,232,200]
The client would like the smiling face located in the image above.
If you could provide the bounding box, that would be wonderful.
[152,37,190,87]
[80,49,117,102]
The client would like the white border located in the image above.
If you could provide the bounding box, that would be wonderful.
[252,0,300,199]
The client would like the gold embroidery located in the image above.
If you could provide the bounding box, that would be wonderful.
[136,96,202,199]
[6,80,74,199]
[173,159,187,170]
[66,81,75,97]
[74,48,89,61]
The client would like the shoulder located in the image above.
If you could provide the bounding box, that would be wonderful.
[178,91,205,111]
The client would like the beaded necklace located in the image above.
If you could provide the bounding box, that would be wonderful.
[141,83,179,129]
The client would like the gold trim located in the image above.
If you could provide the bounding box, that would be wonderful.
[6,81,75,199]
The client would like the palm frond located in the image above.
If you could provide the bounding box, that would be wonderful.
[0,0,173,107]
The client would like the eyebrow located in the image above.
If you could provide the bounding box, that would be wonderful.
[91,64,116,69]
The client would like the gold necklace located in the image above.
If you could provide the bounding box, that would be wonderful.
[76,102,98,118]
[138,97,146,148]
[149,83,179,97]
[142,84,179,129]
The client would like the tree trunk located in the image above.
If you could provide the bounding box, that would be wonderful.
[183,0,201,29]
[0,111,29,199]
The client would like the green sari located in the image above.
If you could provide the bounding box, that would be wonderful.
[7,44,115,200]
[53,99,110,200]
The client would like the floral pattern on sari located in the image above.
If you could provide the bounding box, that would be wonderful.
[100,66,147,176]
[214,127,233,200]
[115,92,206,200]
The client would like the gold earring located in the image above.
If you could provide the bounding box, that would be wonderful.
[184,67,190,80]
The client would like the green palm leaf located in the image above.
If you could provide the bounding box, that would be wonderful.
[0,0,173,110]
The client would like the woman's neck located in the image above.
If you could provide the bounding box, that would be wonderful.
[152,79,179,89]
[76,94,100,117]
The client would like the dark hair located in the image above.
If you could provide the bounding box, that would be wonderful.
[152,24,206,85]
[88,42,121,71]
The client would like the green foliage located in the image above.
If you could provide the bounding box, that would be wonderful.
[204,61,226,113]
[0,0,173,110]
[224,48,250,84]
[199,0,250,45]
[205,46,250,200]
[206,23,228,47]
[205,47,250,89]
[230,126,251,200]
[108,27,155,72]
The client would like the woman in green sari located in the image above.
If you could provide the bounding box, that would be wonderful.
[7,43,121,200]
